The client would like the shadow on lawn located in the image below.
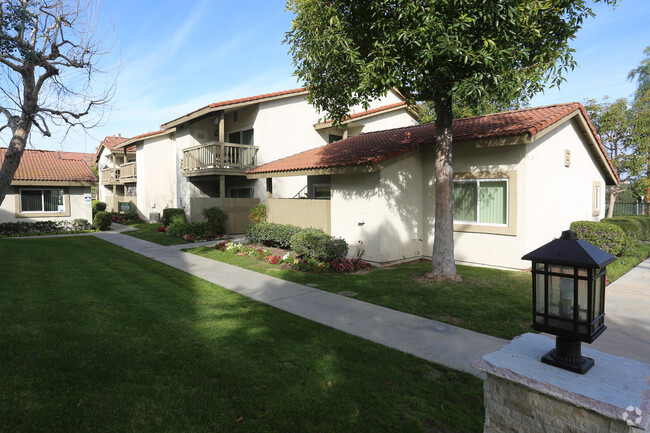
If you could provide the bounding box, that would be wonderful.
[0,236,483,433]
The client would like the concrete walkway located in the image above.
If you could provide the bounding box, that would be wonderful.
[85,224,649,371]
[94,224,507,376]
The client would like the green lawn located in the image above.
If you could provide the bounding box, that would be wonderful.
[121,222,189,245]
[0,237,483,433]
[190,248,533,340]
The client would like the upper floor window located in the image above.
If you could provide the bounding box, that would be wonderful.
[328,134,343,143]
[228,128,254,146]
[453,179,508,225]
[20,189,65,213]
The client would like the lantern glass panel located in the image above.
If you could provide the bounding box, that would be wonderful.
[536,263,545,271]
[578,279,588,322]
[535,272,545,315]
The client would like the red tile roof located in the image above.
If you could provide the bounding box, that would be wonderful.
[1,148,97,182]
[247,103,618,182]
[161,88,308,129]
[100,135,130,151]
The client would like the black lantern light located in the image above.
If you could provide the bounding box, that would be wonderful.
[522,230,617,374]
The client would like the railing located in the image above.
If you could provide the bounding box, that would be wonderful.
[100,167,120,184]
[182,141,258,174]
[120,162,137,182]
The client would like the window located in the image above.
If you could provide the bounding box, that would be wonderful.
[313,184,331,199]
[20,189,65,213]
[228,128,254,145]
[453,179,507,225]
[328,134,343,143]
[228,187,253,198]
[593,182,602,216]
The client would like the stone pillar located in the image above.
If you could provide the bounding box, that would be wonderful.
[473,333,649,433]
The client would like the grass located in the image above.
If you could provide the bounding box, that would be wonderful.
[121,222,189,246]
[190,248,533,340]
[0,236,484,433]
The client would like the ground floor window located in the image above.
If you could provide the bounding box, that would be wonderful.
[228,187,253,198]
[453,179,508,225]
[313,184,331,199]
[20,189,65,213]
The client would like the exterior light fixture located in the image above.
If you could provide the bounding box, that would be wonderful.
[521,230,616,374]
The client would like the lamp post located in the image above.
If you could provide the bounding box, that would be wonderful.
[522,230,617,374]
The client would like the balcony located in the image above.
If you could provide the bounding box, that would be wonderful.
[120,162,137,182]
[100,167,121,185]
[100,162,137,185]
[181,141,258,177]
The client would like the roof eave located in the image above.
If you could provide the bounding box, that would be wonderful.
[161,89,310,130]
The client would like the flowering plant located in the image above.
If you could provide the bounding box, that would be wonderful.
[157,226,167,233]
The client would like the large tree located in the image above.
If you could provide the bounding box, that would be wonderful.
[285,0,617,280]
[0,0,113,206]
[583,97,649,217]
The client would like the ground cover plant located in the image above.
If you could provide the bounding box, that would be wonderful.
[191,247,532,340]
[0,236,484,433]
[0,219,92,237]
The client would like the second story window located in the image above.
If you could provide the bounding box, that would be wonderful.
[228,128,254,145]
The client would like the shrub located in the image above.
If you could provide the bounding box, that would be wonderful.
[329,258,372,273]
[162,208,186,226]
[202,206,228,236]
[93,211,113,231]
[602,216,650,242]
[570,220,633,256]
[166,216,210,241]
[71,219,91,231]
[248,204,267,223]
[293,257,330,273]
[290,228,348,262]
[92,200,106,218]
[245,222,302,249]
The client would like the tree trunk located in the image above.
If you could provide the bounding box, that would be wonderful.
[0,123,32,207]
[606,184,619,218]
[427,92,461,281]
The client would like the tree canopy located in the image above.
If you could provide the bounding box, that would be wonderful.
[0,0,113,206]
[285,0,617,279]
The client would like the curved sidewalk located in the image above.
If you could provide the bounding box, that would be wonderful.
[95,224,649,372]
[94,226,507,376]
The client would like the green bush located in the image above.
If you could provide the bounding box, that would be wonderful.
[245,222,302,249]
[570,220,633,256]
[92,200,106,218]
[93,211,112,231]
[602,216,650,241]
[202,206,228,236]
[162,208,186,226]
[167,216,210,241]
[71,219,91,231]
[290,228,349,262]
[248,204,267,224]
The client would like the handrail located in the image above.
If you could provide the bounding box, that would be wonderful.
[292,185,308,199]
[182,141,258,172]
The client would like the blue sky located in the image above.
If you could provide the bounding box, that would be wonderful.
[10,0,650,154]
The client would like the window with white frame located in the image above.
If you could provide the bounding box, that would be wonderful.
[20,189,65,213]
[593,182,602,216]
[453,179,508,225]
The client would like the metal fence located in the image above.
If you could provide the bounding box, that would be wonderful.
[611,202,649,216]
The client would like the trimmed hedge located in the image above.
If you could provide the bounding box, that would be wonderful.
[93,211,113,231]
[245,222,302,249]
[290,228,348,262]
[167,215,210,240]
[570,220,632,256]
[602,216,650,241]
[92,200,106,218]
[162,208,186,226]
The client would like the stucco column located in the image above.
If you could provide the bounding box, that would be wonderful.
[220,175,225,200]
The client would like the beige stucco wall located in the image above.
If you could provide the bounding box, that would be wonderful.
[137,134,178,220]
[0,185,92,223]
[331,118,612,270]
[520,118,609,258]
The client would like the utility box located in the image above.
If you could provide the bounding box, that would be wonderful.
[149,212,160,223]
